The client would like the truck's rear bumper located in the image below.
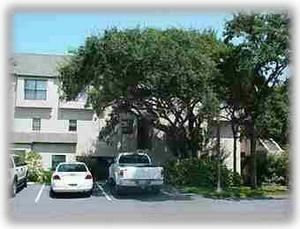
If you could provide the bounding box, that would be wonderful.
[117,179,163,187]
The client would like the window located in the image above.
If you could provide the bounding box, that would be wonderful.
[57,164,87,172]
[32,118,41,131]
[51,155,66,170]
[13,155,26,166]
[118,154,151,164]
[69,120,77,132]
[24,79,47,100]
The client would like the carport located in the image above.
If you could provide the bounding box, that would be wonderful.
[76,156,114,181]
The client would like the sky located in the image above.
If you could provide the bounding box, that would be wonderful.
[12,11,233,54]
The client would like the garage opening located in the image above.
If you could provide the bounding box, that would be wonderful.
[76,156,113,181]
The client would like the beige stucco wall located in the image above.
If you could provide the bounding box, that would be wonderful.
[12,76,101,166]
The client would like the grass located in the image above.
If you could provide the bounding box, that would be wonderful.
[180,185,288,199]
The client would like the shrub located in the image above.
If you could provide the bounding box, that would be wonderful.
[19,151,52,183]
[164,157,242,188]
[260,150,289,185]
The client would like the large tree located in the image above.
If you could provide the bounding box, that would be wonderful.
[214,47,247,173]
[256,80,289,146]
[58,28,226,158]
[223,12,290,188]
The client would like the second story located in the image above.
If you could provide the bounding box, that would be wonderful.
[11,53,89,109]
[10,53,99,135]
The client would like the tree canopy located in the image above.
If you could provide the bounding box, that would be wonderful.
[222,12,290,187]
[58,12,290,177]
[59,28,227,158]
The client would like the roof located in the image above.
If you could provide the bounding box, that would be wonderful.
[259,138,283,154]
[10,53,70,77]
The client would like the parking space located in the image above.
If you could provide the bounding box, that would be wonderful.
[8,182,292,223]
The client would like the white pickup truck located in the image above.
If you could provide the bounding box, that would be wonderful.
[108,152,164,195]
[9,154,28,197]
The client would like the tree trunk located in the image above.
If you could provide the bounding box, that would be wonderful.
[233,133,237,173]
[231,120,238,174]
[249,118,257,189]
[216,116,222,192]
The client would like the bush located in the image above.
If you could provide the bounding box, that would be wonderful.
[19,151,52,183]
[164,157,242,188]
[259,150,289,185]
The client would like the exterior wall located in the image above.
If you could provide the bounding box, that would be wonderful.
[76,118,101,156]
[11,143,76,170]
[97,111,240,171]
[33,143,76,170]
[218,122,241,173]
[12,72,100,169]
[149,129,175,165]
[205,121,241,174]
[15,76,53,108]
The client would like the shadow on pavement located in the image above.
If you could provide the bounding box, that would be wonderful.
[49,192,92,199]
[113,191,194,202]
[99,182,194,202]
[49,184,99,199]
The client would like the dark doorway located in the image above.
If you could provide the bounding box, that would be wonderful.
[76,156,113,181]
[137,118,152,150]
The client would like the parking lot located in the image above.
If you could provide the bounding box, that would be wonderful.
[8,182,292,223]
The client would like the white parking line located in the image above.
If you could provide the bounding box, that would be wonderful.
[96,183,113,201]
[34,183,45,204]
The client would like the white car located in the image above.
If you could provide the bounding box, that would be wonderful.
[9,154,28,197]
[50,162,93,197]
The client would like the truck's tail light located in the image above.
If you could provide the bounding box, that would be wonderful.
[85,174,93,179]
[53,175,60,180]
[119,169,127,177]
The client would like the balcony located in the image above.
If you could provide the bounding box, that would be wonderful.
[59,100,92,110]
[12,132,77,144]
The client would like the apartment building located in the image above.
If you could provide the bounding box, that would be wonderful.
[9,53,242,174]
[10,53,101,170]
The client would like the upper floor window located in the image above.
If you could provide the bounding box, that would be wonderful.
[69,120,77,132]
[32,118,41,131]
[24,79,47,100]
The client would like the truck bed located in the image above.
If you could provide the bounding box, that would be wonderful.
[119,165,163,180]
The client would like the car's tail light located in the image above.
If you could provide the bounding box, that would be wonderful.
[161,169,164,178]
[53,175,60,180]
[85,174,93,179]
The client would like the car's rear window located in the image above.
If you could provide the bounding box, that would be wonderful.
[57,164,87,172]
[118,154,150,164]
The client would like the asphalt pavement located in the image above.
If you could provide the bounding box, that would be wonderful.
[7,182,293,224]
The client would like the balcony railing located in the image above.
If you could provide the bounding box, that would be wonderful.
[59,100,92,110]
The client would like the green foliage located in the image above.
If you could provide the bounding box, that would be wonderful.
[224,13,290,77]
[164,157,242,188]
[221,12,290,188]
[58,27,227,158]
[182,185,287,199]
[259,151,289,185]
[19,151,52,184]
[242,150,289,186]
[221,12,290,122]
[256,82,289,145]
